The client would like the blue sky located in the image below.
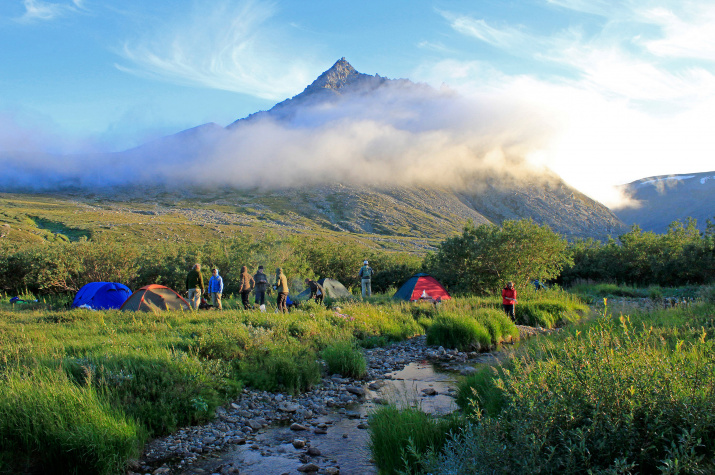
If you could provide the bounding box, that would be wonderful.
[1,0,714,204]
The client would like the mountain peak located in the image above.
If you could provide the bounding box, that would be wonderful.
[305,57,365,92]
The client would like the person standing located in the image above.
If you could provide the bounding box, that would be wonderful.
[253,265,269,306]
[208,268,224,310]
[358,260,373,299]
[186,263,204,310]
[275,267,289,313]
[305,278,326,305]
[502,281,517,321]
[239,266,255,310]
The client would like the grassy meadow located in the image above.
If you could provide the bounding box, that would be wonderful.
[369,284,715,474]
[0,289,575,474]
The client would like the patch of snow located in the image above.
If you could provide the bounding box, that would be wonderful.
[700,176,715,185]
[639,175,695,186]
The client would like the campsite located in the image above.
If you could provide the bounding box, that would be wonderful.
[1,215,715,474]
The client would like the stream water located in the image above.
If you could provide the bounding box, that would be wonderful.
[180,361,462,475]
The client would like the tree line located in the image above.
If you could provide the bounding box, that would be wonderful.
[1,217,713,297]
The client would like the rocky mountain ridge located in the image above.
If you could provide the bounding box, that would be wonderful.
[0,58,627,241]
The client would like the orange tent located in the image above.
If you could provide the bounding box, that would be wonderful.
[120,284,190,312]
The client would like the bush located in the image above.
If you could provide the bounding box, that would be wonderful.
[321,340,367,379]
[64,351,232,435]
[698,284,715,303]
[368,405,462,475]
[427,315,715,473]
[0,368,141,474]
[237,342,321,395]
[517,300,584,328]
[426,314,491,351]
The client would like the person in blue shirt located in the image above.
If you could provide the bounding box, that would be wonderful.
[208,268,224,310]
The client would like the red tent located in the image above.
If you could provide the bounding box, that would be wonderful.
[393,273,451,301]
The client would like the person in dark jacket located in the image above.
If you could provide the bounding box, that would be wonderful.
[253,265,269,306]
[239,266,254,310]
[186,263,204,310]
[305,278,326,305]
[501,281,517,321]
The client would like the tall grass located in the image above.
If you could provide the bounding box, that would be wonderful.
[0,368,141,474]
[321,340,367,379]
[368,405,462,475]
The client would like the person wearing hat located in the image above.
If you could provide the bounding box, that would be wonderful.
[253,265,269,306]
[358,260,373,299]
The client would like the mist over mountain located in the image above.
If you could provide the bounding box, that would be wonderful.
[612,171,715,233]
[0,58,625,240]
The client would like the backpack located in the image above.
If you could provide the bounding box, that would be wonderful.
[360,266,373,279]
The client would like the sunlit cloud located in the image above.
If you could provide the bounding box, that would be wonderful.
[428,1,715,205]
[117,0,321,100]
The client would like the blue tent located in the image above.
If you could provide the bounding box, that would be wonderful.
[72,282,132,310]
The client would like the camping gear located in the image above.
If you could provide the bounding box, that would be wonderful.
[296,278,352,301]
[120,284,190,312]
[72,282,132,310]
[393,273,451,302]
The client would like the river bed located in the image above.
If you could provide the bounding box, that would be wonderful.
[179,361,462,475]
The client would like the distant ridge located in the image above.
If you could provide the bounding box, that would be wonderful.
[612,171,715,232]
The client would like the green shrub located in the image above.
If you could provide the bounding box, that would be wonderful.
[474,308,519,343]
[426,314,491,351]
[698,284,715,303]
[517,300,584,328]
[0,368,141,475]
[427,315,715,474]
[368,405,462,475]
[63,351,232,435]
[237,342,321,395]
[321,340,367,378]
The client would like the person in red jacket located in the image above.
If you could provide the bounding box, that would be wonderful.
[502,281,517,321]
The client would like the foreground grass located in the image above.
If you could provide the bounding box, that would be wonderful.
[0,293,544,474]
[371,296,715,474]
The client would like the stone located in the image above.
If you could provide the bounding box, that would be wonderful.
[291,423,309,431]
[297,463,320,472]
[325,467,340,475]
[314,427,328,434]
[346,386,366,397]
[306,446,321,456]
[357,422,369,429]
[421,387,438,396]
[292,439,306,449]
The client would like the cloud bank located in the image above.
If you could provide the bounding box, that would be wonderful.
[426,1,715,206]
[0,80,557,193]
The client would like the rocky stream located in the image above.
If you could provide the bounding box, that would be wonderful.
[131,327,547,475]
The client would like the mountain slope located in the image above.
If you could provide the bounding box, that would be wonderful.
[0,58,626,241]
[612,171,715,232]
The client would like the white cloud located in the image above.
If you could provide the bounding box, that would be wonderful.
[117,0,321,100]
[440,11,531,50]
[428,1,715,205]
[17,0,82,22]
